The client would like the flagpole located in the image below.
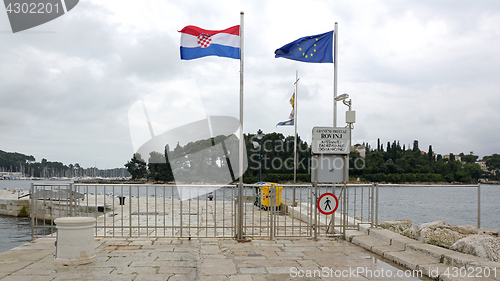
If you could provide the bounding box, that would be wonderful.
[293,70,299,206]
[333,22,338,127]
[293,70,299,183]
[332,22,339,231]
[236,11,245,241]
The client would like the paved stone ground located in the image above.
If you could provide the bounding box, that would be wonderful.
[0,237,432,281]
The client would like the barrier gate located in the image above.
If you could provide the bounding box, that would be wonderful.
[30,183,377,240]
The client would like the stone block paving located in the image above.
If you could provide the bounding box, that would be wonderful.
[0,237,432,280]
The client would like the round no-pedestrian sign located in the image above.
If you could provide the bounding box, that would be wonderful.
[317,193,338,215]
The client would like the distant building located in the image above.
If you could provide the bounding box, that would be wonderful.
[443,154,462,162]
[420,151,437,158]
[476,159,488,171]
[0,172,23,179]
[352,145,366,158]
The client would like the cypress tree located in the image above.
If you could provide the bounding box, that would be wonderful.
[413,140,419,151]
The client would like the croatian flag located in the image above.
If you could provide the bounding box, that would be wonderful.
[179,25,240,60]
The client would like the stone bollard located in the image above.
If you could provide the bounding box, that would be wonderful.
[54,217,96,265]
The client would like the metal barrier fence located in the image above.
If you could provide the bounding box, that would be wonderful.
[30,183,378,240]
[242,184,313,239]
[31,183,238,239]
[313,183,377,239]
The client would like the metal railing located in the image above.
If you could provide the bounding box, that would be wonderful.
[242,184,313,239]
[31,183,237,239]
[313,183,377,239]
[30,183,378,240]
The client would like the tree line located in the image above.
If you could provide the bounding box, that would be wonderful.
[0,149,130,178]
[349,139,493,183]
[125,134,500,184]
[125,132,311,183]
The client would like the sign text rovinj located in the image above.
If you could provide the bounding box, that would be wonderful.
[311,127,350,155]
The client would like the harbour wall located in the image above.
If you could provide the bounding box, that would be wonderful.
[0,198,29,217]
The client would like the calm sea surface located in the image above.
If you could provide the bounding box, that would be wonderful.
[1,180,498,253]
[376,185,500,229]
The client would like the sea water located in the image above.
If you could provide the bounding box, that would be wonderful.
[0,180,69,253]
[0,215,32,253]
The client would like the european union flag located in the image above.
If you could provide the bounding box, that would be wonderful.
[275,31,333,63]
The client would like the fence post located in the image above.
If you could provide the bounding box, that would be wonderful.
[31,182,35,242]
[477,184,481,229]
[342,185,346,240]
[375,183,379,227]
[236,183,244,240]
[129,185,132,237]
[370,183,374,227]
[342,155,347,240]
[313,156,319,241]
[69,183,74,217]
[270,184,275,240]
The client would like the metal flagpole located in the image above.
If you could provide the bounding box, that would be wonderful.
[236,11,245,241]
[293,71,299,205]
[332,22,339,234]
[293,70,299,183]
[333,22,338,127]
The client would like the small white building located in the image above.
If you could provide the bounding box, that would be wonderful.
[443,154,462,162]
[352,145,366,158]
[476,159,488,171]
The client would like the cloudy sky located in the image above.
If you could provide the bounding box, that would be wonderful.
[1,0,499,169]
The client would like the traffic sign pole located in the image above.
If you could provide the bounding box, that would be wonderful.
[313,155,318,241]
[311,126,350,239]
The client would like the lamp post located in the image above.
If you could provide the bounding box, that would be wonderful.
[335,93,355,144]
[257,129,264,182]
[335,93,355,239]
[334,93,355,178]
[335,93,354,126]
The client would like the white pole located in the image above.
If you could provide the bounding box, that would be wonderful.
[237,11,245,241]
[293,70,299,183]
[332,23,339,227]
[333,22,338,127]
[238,12,244,188]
